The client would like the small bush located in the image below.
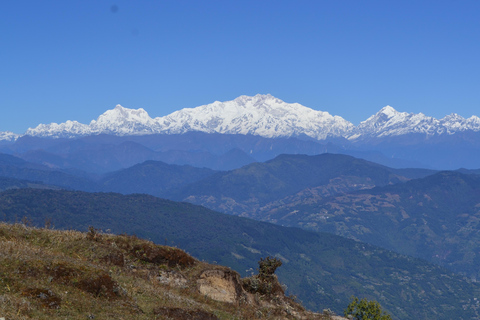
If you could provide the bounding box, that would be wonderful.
[76,273,119,299]
[46,262,78,284]
[131,243,195,268]
[86,226,102,241]
[22,288,61,309]
[153,307,219,320]
[102,252,125,266]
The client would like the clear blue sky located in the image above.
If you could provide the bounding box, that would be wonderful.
[2,0,480,133]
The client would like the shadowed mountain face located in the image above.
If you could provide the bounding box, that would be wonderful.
[2,131,430,174]
[168,153,432,217]
[14,136,257,173]
[0,176,62,192]
[1,188,480,319]
[0,153,100,191]
[99,160,217,196]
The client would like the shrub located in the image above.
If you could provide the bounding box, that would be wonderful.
[344,296,392,320]
[242,256,284,296]
[153,307,219,319]
[22,288,61,309]
[86,226,102,241]
[131,243,195,268]
[76,273,119,299]
[258,256,282,279]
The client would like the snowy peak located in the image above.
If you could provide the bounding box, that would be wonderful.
[362,105,408,124]
[89,104,159,135]
[25,120,90,138]
[91,105,152,125]
[25,105,159,138]
[0,131,20,142]
[157,94,354,139]
[350,106,415,139]
[439,113,480,133]
[378,105,399,118]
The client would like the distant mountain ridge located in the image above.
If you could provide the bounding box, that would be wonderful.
[4,94,480,141]
[23,94,354,139]
[166,153,431,217]
[351,106,480,141]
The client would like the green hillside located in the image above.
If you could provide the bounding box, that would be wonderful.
[0,188,479,319]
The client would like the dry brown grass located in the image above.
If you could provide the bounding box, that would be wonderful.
[0,222,331,319]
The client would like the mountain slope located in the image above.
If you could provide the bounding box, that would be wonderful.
[100,160,217,196]
[264,171,480,280]
[0,153,99,191]
[0,176,62,191]
[12,134,257,173]
[1,188,480,319]
[168,153,418,216]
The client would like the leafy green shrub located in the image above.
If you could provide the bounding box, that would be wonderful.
[344,296,392,320]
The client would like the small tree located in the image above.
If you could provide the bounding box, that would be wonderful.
[344,296,392,320]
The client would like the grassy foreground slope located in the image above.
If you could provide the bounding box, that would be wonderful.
[0,223,330,320]
[1,189,480,319]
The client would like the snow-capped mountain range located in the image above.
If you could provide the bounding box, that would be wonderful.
[352,106,480,140]
[4,94,480,141]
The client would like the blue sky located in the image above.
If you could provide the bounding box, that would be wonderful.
[2,0,479,133]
